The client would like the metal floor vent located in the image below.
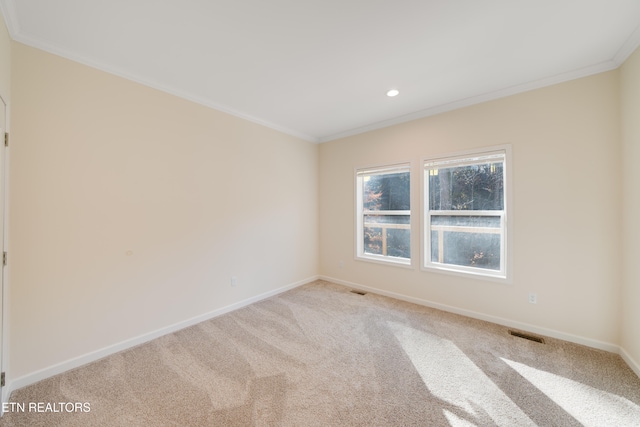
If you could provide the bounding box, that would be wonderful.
[509,330,545,344]
[350,290,367,296]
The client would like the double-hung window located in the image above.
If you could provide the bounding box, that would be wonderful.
[356,164,411,266]
[423,147,509,279]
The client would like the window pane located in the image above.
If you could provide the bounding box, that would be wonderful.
[363,172,410,211]
[430,230,439,263]
[387,228,411,258]
[357,164,411,264]
[428,161,503,211]
[364,215,410,258]
[430,215,501,270]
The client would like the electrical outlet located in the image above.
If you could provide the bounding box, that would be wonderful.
[339,260,344,269]
[231,276,238,287]
[528,293,537,304]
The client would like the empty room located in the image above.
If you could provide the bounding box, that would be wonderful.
[0,1,639,426]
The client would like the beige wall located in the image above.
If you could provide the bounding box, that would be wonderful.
[8,43,318,380]
[621,46,640,371]
[320,71,622,347]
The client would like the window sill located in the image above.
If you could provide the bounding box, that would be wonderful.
[356,254,414,269]
[422,264,511,285]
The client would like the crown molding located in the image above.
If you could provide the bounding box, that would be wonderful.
[318,60,619,143]
[613,22,640,65]
[0,0,20,37]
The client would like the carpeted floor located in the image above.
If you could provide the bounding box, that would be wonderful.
[1,280,639,426]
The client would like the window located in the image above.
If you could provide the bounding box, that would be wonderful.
[423,147,509,279]
[356,164,411,265]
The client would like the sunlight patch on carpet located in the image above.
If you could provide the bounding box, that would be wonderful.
[443,409,480,427]
[502,358,640,427]
[388,321,536,427]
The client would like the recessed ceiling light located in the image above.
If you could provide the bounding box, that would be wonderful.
[387,89,399,97]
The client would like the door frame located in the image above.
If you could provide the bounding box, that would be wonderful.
[0,93,8,406]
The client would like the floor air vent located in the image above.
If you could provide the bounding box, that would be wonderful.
[508,330,545,344]
[350,290,367,296]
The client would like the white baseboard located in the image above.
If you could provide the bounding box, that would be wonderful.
[320,275,621,354]
[620,346,640,379]
[4,275,318,402]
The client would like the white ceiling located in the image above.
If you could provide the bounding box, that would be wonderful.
[1,1,640,143]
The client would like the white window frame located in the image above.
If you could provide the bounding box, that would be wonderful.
[422,146,512,283]
[355,163,412,267]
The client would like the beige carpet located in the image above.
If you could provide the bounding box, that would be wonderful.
[1,280,639,426]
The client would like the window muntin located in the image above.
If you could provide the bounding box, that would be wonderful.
[356,165,411,265]
[424,151,507,278]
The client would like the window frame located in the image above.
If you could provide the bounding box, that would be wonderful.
[355,162,413,268]
[421,145,512,283]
